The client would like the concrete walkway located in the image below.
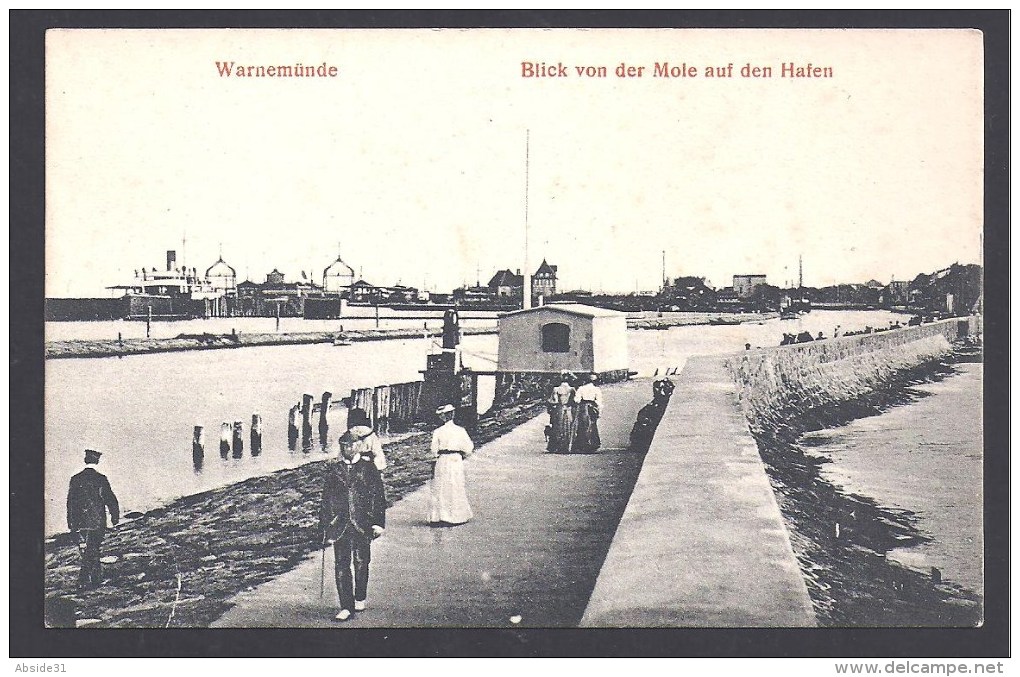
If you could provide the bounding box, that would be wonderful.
[580,357,817,627]
[212,379,652,628]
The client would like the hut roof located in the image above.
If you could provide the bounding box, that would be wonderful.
[501,303,625,319]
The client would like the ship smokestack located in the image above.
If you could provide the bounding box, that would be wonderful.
[167,250,177,272]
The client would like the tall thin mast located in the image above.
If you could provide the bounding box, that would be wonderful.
[662,250,666,291]
[523,130,531,310]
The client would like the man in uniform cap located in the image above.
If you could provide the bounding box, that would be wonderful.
[67,449,120,591]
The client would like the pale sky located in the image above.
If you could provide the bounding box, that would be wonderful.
[46,29,983,297]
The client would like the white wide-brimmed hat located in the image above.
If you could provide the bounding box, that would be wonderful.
[435,404,456,415]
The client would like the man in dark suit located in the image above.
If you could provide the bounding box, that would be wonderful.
[319,437,387,622]
[66,449,120,591]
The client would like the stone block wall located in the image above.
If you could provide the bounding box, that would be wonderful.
[725,319,968,425]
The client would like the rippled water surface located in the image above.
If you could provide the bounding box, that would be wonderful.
[801,363,983,597]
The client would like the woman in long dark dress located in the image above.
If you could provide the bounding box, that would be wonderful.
[546,374,576,453]
[572,373,602,453]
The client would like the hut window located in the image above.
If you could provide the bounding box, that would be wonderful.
[541,322,570,353]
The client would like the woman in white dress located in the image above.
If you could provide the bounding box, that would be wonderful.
[428,404,475,525]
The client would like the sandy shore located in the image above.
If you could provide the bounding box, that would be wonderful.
[747,348,983,626]
[43,400,547,627]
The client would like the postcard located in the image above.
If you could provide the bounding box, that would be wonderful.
[21,21,1003,660]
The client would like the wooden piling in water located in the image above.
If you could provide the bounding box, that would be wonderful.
[146,306,152,338]
[287,405,299,450]
[219,422,231,457]
[192,425,205,469]
[301,393,313,447]
[319,392,332,446]
[232,421,244,458]
[251,414,262,455]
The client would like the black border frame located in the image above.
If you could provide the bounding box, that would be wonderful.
[10,9,1009,658]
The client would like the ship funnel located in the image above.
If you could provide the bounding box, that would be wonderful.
[167,250,177,271]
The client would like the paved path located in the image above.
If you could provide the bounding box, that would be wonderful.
[580,357,817,627]
[212,379,652,628]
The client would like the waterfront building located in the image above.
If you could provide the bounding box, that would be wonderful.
[488,269,524,300]
[452,285,494,305]
[496,303,628,375]
[206,256,237,295]
[385,285,419,304]
[906,263,982,315]
[531,259,558,305]
[733,274,768,300]
[230,269,327,316]
[235,280,261,316]
[881,280,910,307]
[262,269,324,316]
[658,276,718,311]
[323,252,355,295]
[716,287,741,309]
[350,279,380,304]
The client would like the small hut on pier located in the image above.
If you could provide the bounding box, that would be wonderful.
[496,303,629,376]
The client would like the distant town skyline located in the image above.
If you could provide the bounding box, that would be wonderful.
[47,29,982,298]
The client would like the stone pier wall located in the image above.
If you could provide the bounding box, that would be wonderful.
[580,318,974,627]
[725,319,967,425]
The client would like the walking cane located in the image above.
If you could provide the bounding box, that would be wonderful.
[319,533,327,600]
[73,529,90,589]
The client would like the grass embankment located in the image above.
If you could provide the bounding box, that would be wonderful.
[728,336,983,626]
[44,400,546,628]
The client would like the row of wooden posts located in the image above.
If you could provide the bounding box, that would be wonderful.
[345,380,427,435]
[188,311,466,465]
[189,380,431,466]
[191,414,263,467]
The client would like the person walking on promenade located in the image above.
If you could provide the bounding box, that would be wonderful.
[546,372,576,453]
[573,373,603,453]
[338,408,387,471]
[66,449,120,591]
[428,404,474,525]
[319,434,387,622]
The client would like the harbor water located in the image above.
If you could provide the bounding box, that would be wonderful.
[801,362,983,598]
[45,310,908,536]
[44,312,499,342]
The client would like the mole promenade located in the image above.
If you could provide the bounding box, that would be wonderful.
[219,319,978,627]
[44,316,980,628]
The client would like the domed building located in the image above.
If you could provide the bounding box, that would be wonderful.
[323,252,355,295]
[206,256,237,295]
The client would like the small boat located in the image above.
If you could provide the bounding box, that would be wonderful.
[332,336,352,346]
[708,316,742,326]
